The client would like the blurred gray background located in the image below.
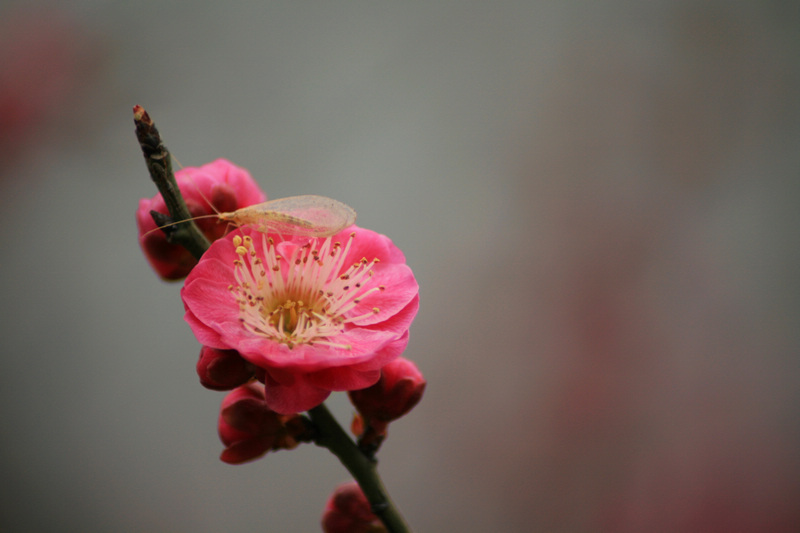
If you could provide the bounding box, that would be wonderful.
[1,1,798,531]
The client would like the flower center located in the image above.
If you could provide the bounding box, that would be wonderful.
[228,233,383,349]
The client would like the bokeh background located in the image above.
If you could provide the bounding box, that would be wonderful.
[1,1,798,531]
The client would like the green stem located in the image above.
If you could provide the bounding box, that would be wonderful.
[308,404,411,533]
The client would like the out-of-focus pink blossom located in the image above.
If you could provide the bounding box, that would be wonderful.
[136,158,266,280]
[182,226,419,414]
[217,382,311,464]
[321,481,386,533]
[0,9,102,166]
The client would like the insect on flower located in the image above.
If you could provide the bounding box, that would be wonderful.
[148,195,358,238]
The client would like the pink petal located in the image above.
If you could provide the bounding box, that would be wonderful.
[263,371,331,414]
[305,367,381,391]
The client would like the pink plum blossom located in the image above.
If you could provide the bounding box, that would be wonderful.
[136,158,266,280]
[182,225,419,414]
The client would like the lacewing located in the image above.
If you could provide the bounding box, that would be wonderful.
[218,195,357,237]
[148,195,357,238]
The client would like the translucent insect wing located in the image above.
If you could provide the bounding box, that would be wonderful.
[251,195,357,237]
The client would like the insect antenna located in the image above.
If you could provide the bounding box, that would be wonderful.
[141,211,223,239]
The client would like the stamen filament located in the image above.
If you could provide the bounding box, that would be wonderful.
[229,231,379,349]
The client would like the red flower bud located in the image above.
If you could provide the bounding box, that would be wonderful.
[348,357,426,424]
[321,481,386,533]
[196,346,257,391]
[217,383,312,464]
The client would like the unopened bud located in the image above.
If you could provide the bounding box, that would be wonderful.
[217,383,312,464]
[196,346,255,391]
[321,481,386,533]
[348,357,426,424]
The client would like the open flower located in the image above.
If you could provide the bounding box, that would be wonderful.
[136,158,266,280]
[182,225,419,414]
